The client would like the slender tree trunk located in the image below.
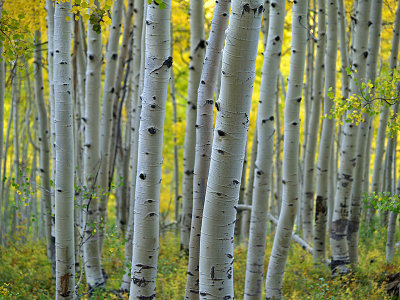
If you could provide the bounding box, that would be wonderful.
[184,0,230,297]
[33,31,53,261]
[264,2,308,298]
[302,0,326,242]
[386,171,400,263]
[347,0,382,265]
[330,0,371,275]
[129,1,171,298]
[180,0,206,250]
[82,2,104,288]
[367,1,400,223]
[53,0,75,298]
[244,1,286,298]
[199,1,263,298]
[98,0,123,248]
[0,3,4,244]
[120,0,144,291]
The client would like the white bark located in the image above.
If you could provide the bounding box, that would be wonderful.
[301,0,325,242]
[199,1,263,297]
[129,1,171,298]
[184,0,230,297]
[82,2,104,288]
[53,1,75,298]
[264,1,308,298]
[347,0,382,265]
[34,31,53,262]
[98,0,123,243]
[330,0,371,275]
[180,0,206,250]
[120,0,144,291]
[244,1,286,298]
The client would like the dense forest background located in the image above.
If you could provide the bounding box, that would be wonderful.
[1,0,400,299]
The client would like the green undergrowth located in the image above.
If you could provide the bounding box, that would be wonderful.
[0,220,399,299]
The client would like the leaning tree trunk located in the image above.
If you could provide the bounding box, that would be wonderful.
[53,1,75,298]
[33,31,53,262]
[313,0,338,265]
[180,0,206,250]
[301,0,326,242]
[184,0,230,297]
[129,1,171,298]
[264,1,308,298]
[243,1,286,298]
[347,0,382,265]
[82,2,104,289]
[198,1,263,298]
[330,0,371,276]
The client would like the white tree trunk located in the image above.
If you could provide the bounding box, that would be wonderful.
[199,1,263,298]
[180,0,206,250]
[98,0,123,244]
[330,0,371,275]
[264,1,308,298]
[184,0,230,297]
[82,3,104,288]
[129,1,171,298]
[33,30,53,262]
[301,0,326,242]
[53,1,75,298]
[0,3,5,246]
[347,0,382,265]
[120,0,144,291]
[244,1,286,298]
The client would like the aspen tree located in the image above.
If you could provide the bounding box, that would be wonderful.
[53,0,75,298]
[199,0,264,297]
[330,0,371,275]
[120,0,144,291]
[302,0,325,242]
[0,3,3,241]
[264,1,308,298]
[367,0,400,224]
[98,0,123,244]
[129,0,171,298]
[181,0,206,249]
[313,0,337,263]
[185,0,230,297]
[386,173,400,262]
[82,0,104,288]
[33,31,53,262]
[244,1,286,298]
[347,0,382,265]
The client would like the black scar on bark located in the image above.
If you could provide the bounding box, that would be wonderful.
[315,195,327,222]
[346,220,359,240]
[162,56,173,68]
[330,219,348,240]
[139,173,146,180]
[195,39,206,51]
[217,130,225,136]
[148,127,157,134]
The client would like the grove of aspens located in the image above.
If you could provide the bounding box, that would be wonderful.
[1,0,400,299]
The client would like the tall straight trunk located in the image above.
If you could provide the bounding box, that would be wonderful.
[33,31,53,261]
[301,0,326,242]
[367,1,400,223]
[240,130,257,243]
[180,0,206,250]
[82,2,104,288]
[54,1,75,298]
[338,0,350,100]
[120,0,144,291]
[199,1,263,298]
[313,0,338,264]
[330,0,371,275]
[98,0,123,245]
[264,2,308,298]
[45,0,56,275]
[244,1,286,298]
[347,0,382,265]
[386,171,400,263]
[129,1,171,298]
[184,0,230,297]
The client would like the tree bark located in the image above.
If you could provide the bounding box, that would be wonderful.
[264,1,308,298]
[198,1,263,297]
[129,1,171,298]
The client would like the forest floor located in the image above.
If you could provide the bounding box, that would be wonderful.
[0,218,399,299]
